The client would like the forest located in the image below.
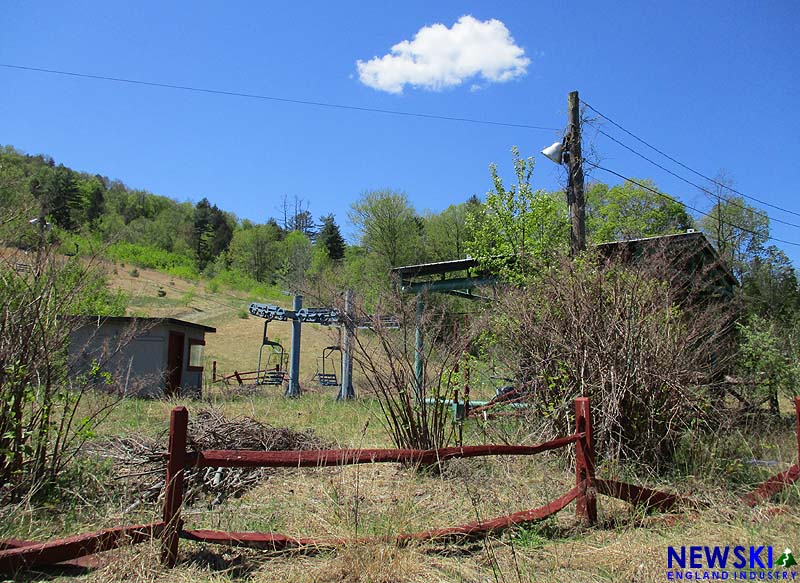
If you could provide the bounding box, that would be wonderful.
[3,141,798,411]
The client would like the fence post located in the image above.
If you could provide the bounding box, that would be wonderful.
[575,397,597,525]
[161,406,188,567]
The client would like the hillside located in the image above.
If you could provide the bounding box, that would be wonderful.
[106,261,345,391]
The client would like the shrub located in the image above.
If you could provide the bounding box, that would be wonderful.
[488,251,735,466]
[181,289,196,306]
[106,242,199,279]
[347,288,484,451]
[210,268,283,301]
[0,247,133,500]
[736,314,800,413]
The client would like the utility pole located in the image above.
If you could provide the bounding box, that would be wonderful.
[567,90,586,254]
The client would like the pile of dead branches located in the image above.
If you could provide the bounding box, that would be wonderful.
[88,407,329,508]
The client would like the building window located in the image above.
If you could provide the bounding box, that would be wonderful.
[188,338,205,371]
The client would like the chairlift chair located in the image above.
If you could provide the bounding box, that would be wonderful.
[313,345,341,387]
[257,321,288,386]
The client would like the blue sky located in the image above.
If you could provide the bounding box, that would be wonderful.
[2,1,799,259]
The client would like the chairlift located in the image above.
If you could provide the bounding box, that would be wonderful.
[313,345,341,387]
[257,321,288,386]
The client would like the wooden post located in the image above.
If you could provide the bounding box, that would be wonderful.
[574,397,597,524]
[161,406,188,567]
[212,361,217,383]
[567,91,586,255]
[795,397,800,465]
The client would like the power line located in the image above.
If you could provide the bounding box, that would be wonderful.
[585,161,800,248]
[0,63,560,132]
[589,125,800,231]
[581,99,800,220]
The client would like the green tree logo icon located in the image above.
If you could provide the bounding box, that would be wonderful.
[777,548,797,569]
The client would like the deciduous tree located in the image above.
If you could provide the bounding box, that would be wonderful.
[585,179,693,243]
[349,189,421,269]
[465,147,568,282]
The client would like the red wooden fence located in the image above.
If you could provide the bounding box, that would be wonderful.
[1,396,797,575]
[0,523,163,573]
[162,397,674,561]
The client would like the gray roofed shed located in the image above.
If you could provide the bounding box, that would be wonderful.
[69,316,215,398]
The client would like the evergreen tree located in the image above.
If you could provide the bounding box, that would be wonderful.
[34,165,82,231]
[193,198,214,268]
[193,198,233,270]
[316,214,345,261]
[292,209,316,239]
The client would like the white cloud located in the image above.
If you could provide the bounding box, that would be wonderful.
[356,15,530,94]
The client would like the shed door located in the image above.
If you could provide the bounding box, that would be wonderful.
[166,331,185,396]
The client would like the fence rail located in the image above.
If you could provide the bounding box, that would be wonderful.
[178,483,585,551]
[186,436,582,469]
[0,522,164,573]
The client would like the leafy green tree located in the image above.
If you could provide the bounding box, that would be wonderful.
[466,147,568,282]
[228,222,283,282]
[700,196,769,280]
[122,204,194,255]
[742,245,800,321]
[737,314,800,413]
[585,180,693,243]
[0,147,38,243]
[349,189,421,269]
[83,176,106,226]
[276,230,312,292]
[423,200,476,261]
[316,214,346,261]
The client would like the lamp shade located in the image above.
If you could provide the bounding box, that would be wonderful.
[541,141,564,164]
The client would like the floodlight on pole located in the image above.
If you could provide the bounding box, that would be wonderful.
[541,141,565,165]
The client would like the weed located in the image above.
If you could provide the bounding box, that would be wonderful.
[180,288,196,306]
